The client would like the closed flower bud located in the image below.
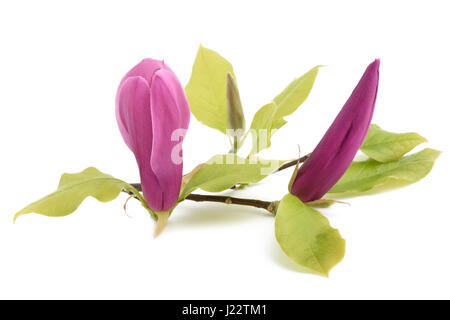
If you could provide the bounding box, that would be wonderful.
[226,72,245,133]
[291,59,380,202]
[116,59,190,214]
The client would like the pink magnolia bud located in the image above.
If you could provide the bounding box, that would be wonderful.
[116,59,190,212]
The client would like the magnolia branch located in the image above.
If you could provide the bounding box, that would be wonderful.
[185,194,278,214]
[274,154,309,172]
[126,155,309,214]
[127,184,278,214]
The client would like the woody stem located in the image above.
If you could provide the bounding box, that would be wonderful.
[274,154,309,172]
[126,155,309,214]
[127,184,278,214]
[185,194,278,214]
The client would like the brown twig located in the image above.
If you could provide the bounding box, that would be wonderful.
[126,154,310,214]
[123,188,278,214]
[130,183,142,191]
[274,154,310,172]
[185,194,278,214]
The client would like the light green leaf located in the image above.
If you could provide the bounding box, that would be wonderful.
[272,66,322,118]
[306,199,349,208]
[14,167,153,222]
[361,124,427,162]
[185,45,236,134]
[179,154,284,200]
[329,148,440,197]
[249,66,321,155]
[275,193,345,277]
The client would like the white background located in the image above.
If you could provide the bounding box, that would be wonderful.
[0,0,449,299]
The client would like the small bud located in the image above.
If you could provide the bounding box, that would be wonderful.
[226,72,245,132]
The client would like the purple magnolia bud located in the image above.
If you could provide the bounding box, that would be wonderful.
[291,59,380,202]
[116,59,190,213]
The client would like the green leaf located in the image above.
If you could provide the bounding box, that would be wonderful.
[361,124,427,162]
[179,154,284,200]
[14,167,153,222]
[329,148,440,197]
[306,199,349,208]
[185,45,236,134]
[249,66,321,155]
[275,193,345,277]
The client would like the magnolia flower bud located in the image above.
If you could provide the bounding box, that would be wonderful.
[290,59,380,202]
[116,59,190,214]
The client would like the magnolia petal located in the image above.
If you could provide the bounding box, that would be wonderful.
[160,64,191,130]
[149,69,189,211]
[116,59,164,151]
[120,58,164,87]
[115,85,133,150]
[118,76,164,211]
